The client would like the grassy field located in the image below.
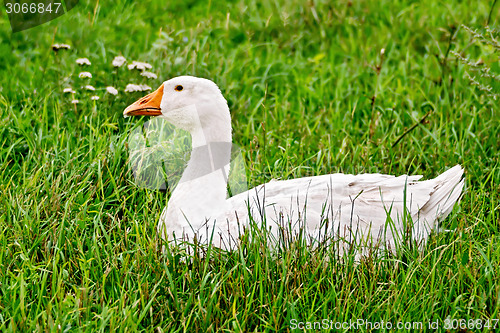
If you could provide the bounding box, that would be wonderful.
[0,0,499,331]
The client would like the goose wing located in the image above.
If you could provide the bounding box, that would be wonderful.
[223,165,464,248]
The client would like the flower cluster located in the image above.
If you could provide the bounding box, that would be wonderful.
[78,72,92,79]
[125,84,152,92]
[112,56,127,67]
[51,43,71,51]
[127,61,153,71]
[106,86,119,95]
[51,44,159,108]
[76,58,91,66]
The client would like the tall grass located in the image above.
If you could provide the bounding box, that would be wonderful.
[0,0,498,331]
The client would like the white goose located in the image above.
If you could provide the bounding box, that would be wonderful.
[124,76,465,254]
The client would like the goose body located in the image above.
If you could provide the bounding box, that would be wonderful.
[124,76,465,254]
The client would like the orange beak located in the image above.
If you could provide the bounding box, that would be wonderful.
[123,84,164,117]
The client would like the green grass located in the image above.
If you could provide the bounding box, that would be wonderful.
[0,0,499,331]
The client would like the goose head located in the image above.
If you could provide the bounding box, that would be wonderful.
[124,76,231,142]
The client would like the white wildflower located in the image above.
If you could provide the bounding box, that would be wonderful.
[79,72,92,79]
[63,87,75,94]
[127,61,153,71]
[76,58,91,66]
[125,84,141,92]
[106,86,118,95]
[112,56,127,67]
[124,84,152,92]
[71,99,79,104]
[140,71,158,79]
[90,95,100,101]
[52,43,71,51]
[84,85,95,91]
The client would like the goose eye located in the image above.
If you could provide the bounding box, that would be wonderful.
[174,85,184,91]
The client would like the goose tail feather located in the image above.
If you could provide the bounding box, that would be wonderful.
[422,165,465,223]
